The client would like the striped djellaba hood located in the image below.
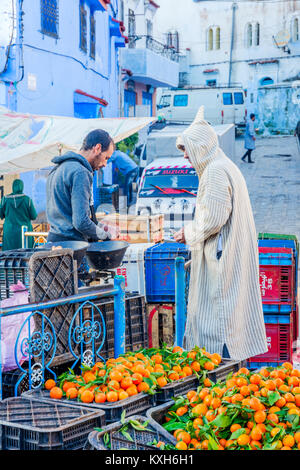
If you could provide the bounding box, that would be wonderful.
[176,106,219,178]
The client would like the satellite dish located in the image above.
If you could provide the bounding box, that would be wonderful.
[274,30,290,47]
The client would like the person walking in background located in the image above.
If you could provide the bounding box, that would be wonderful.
[110,148,138,205]
[242,113,256,164]
[294,119,300,152]
[0,179,37,251]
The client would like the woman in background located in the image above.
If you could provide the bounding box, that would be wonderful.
[0,179,37,251]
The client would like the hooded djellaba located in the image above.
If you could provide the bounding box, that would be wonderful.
[0,179,37,251]
[175,107,267,361]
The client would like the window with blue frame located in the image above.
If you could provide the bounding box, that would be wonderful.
[234,92,244,105]
[40,0,58,38]
[80,3,87,53]
[223,93,233,105]
[90,13,96,59]
[173,95,188,107]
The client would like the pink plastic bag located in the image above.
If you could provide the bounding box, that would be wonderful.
[1,281,34,372]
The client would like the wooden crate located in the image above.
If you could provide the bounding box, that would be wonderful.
[97,213,164,244]
[146,303,175,348]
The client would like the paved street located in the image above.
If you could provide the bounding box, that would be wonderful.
[234,136,300,245]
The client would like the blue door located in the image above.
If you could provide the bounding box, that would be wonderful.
[124,90,136,117]
[142,91,153,116]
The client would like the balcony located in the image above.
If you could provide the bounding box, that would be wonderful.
[121,35,179,88]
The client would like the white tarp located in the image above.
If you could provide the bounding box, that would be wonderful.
[0,106,156,174]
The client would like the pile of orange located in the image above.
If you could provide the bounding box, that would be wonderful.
[44,345,221,404]
[163,362,300,450]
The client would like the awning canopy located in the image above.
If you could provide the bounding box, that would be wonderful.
[0,107,156,174]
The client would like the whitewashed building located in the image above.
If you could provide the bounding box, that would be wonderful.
[118,0,179,117]
[153,0,300,133]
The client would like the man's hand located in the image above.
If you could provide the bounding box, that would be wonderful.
[173,227,186,244]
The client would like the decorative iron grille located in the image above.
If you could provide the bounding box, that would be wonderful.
[90,13,96,59]
[80,3,87,53]
[40,0,58,38]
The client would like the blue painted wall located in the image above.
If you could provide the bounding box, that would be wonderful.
[1,0,122,118]
[0,0,124,220]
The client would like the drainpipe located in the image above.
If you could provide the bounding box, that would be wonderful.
[228,2,237,87]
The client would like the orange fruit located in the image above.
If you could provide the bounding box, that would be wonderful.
[127,385,138,396]
[94,392,106,403]
[282,435,295,448]
[169,372,180,381]
[267,413,279,425]
[118,390,129,401]
[176,406,188,417]
[65,387,78,400]
[249,397,262,411]
[45,379,56,390]
[176,431,191,444]
[172,346,183,354]
[240,385,250,397]
[254,410,266,424]
[250,440,262,449]
[237,434,250,446]
[211,397,221,409]
[109,370,123,382]
[175,440,188,450]
[182,366,193,376]
[250,374,261,385]
[205,410,216,422]
[187,390,197,401]
[106,391,118,402]
[174,429,184,439]
[211,353,222,365]
[107,380,120,391]
[120,377,133,390]
[157,376,168,388]
[83,371,96,384]
[282,362,293,371]
[191,361,201,372]
[230,423,241,433]
[137,382,150,393]
[193,403,208,417]
[62,381,76,393]
[50,387,63,399]
[80,390,94,403]
[250,427,262,441]
[193,417,203,429]
[132,373,143,385]
[203,361,214,371]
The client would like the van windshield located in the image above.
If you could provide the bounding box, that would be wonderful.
[139,168,198,198]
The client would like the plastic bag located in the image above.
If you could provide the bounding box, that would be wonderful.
[1,281,34,372]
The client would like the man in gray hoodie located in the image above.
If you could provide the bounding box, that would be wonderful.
[46,129,114,243]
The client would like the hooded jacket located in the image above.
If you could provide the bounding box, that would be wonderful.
[46,151,98,242]
[0,179,37,251]
[177,107,267,361]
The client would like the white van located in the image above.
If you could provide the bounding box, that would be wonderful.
[136,157,198,236]
[157,87,246,134]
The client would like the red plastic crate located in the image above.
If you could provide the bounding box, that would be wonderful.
[259,247,295,306]
[248,315,293,364]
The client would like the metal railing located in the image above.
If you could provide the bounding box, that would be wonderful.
[0,277,125,400]
[127,35,180,62]
[175,257,191,347]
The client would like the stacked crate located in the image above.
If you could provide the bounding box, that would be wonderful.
[144,242,191,347]
[248,235,299,369]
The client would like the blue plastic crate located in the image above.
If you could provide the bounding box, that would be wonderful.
[247,361,286,370]
[145,242,190,303]
[259,252,294,266]
[263,314,292,324]
[263,304,292,314]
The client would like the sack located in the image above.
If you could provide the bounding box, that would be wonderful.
[1,281,34,372]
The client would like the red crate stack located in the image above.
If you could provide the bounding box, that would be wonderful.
[248,315,293,368]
